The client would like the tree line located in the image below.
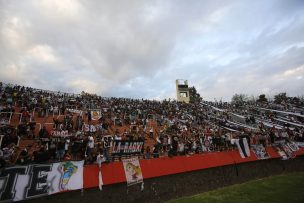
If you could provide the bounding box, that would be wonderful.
[178,85,303,107]
[231,93,304,106]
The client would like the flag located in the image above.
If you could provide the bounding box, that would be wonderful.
[122,157,143,186]
[231,138,250,158]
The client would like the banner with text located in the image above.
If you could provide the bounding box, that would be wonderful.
[273,141,299,160]
[0,161,84,202]
[51,130,74,137]
[111,141,144,156]
[66,108,83,114]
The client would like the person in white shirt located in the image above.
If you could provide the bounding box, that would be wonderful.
[86,135,94,157]
[114,134,122,141]
[65,139,70,152]
[149,127,154,138]
[88,136,94,148]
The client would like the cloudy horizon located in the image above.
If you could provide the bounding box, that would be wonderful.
[0,0,303,101]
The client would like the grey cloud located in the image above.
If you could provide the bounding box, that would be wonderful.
[0,0,303,101]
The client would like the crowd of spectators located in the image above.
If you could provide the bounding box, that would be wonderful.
[0,82,304,168]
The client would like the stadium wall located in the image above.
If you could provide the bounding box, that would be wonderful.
[24,148,304,203]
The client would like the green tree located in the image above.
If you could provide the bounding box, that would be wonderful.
[247,95,256,104]
[299,96,304,106]
[231,93,248,106]
[291,97,300,105]
[189,86,202,103]
[257,94,268,103]
[274,93,287,104]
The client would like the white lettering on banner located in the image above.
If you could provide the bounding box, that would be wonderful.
[129,143,133,153]
[51,130,73,137]
[84,124,97,132]
[112,142,119,153]
[131,143,136,153]
[124,142,129,153]
[0,161,84,202]
[112,141,144,155]
[136,142,143,152]
[66,109,82,114]
[102,136,113,148]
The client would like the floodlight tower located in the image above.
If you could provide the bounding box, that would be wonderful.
[176,79,190,103]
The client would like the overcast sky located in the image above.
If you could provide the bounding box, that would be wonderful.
[0,0,303,101]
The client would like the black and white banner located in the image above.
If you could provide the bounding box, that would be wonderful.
[252,144,270,159]
[112,141,144,156]
[200,136,214,152]
[231,138,250,158]
[295,142,304,148]
[0,161,84,202]
[273,141,299,160]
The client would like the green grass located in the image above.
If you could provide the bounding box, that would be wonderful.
[168,172,304,203]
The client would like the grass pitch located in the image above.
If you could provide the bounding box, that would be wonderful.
[168,172,304,203]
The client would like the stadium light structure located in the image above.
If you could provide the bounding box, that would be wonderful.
[176,79,190,103]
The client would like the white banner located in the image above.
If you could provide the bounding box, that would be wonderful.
[51,130,74,137]
[122,157,143,186]
[48,161,83,194]
[252,144,270,159]
[67,108,83,114]
[0,161,84,202]
[295,142,304,148]
[273,143,296,160]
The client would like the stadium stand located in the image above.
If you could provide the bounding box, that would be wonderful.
[0,81,303,167]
